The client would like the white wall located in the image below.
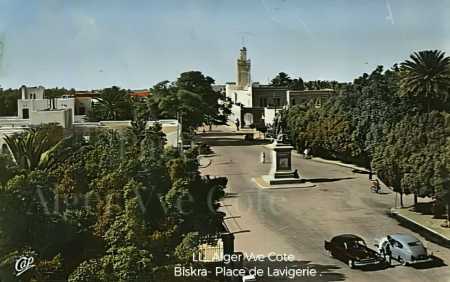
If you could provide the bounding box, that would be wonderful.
[225,84,252,107]
[263,108,277,126]
[18,97,76,120]
[29,109,73,129]
[229,104,242,124]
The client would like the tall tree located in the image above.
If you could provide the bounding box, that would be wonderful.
[0,88,20,116]
[271,72,292,87]
[400,50,450,112]
[3,125,66,171]
[289,77,305,90]
[88,86,132,121]
[149,71,227,131]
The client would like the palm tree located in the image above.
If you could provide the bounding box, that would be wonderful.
[3,126,69,171]
[400,50,450,112]
[91,86,132,121]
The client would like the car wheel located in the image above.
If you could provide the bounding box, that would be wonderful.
[348,259,355,269]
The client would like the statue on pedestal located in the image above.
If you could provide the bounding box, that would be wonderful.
[262,111,304,185]
[273,111,288,145]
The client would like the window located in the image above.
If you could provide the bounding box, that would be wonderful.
[22,108,29,119]
[408,241,420,247]
[291,99,296,105]
[346,240,366,249]
[393,240,403,248]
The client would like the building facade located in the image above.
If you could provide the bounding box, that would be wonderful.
[224,47,337,128]
[17,85,78,123]
[0,86,179,152]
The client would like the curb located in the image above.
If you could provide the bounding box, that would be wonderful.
[390,208,450,248]
[292,151,369,172]
[251,177,316,190]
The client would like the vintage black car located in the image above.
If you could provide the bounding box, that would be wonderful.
[324,234,384,268]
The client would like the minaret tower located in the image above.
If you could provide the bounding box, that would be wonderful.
[237,47,251,89]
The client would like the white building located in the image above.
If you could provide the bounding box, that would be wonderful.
[225,47,253,107]
[0,86,180,150]
[16,85,84,124]
[224,47,337,128]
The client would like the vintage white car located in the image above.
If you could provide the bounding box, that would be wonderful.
[375,233,433,265]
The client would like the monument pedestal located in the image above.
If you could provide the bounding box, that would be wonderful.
[263,141,304,185]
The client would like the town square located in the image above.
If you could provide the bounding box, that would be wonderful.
[0,1,449,281]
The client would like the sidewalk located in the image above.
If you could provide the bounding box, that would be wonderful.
[292,151,370,173]
[391,208,450,247]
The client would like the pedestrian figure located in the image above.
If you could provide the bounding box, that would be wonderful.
[260,151,266,163]
[293,169,299,178]
[235,118,240,131]
[303,148,311,159]
[385,243,392,265]
[370,179,380,193]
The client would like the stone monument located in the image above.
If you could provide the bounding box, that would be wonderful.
[262,114,304,185]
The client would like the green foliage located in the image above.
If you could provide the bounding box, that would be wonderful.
[174,232,198,263]
[88,86,133,121]
[148,71,229,130]
[3,124,66,171]
[271,72,305,90]
[286,50,450,208]
[0,88,20,116]
[0,154,17,186]
[0,118,227,280]
[68,259,103,282]
[44,87,76,99]
[400,50,450,112]
[372,112,449,206]
[101,246,153,282]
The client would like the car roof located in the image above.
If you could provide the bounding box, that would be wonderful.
[332,234,364,242]
[389,233,420,243]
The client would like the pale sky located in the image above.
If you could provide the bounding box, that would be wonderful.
[0,0,449,89]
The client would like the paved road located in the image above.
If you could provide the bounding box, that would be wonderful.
[199,130,450,282]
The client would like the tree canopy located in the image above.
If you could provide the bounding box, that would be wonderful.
[88,86,133,121]
[0,122,226,281]
[148,71,230,131]
[285,50,450,213]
